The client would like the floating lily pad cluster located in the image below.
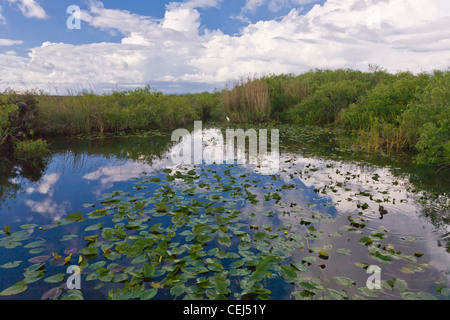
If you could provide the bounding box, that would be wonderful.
[0,160,448,300]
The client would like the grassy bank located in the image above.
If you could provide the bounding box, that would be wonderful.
[0,68,448,166]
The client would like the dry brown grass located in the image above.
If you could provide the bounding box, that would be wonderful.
[222,76,271,122]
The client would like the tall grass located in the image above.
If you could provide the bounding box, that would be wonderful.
[222,76,271,122]
[37,92,105,135]
[222,74,312,122]
[35,86,222,135]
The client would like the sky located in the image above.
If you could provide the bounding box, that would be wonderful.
[0,0,449,94]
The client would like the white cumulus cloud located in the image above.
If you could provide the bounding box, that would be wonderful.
[8,0,47,19]
[0,39,23,46]
[0,0,449,93]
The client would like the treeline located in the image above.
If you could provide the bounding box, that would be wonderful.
[0,68,448,166]
[223,68,449,166]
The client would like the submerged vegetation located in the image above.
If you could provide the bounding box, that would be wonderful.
[1,68,448,166]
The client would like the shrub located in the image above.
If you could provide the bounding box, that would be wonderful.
[291,79,369,125]
[1,91,40,146]
[415,121,450,166]
[340,72,428,130]
[265,74,310,121]
[403,70,450,165]
[0,96,18,146]
[14,138,49,155]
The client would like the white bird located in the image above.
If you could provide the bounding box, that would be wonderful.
[226,116,230,122]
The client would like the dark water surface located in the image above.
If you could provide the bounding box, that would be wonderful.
[0,130,448,300]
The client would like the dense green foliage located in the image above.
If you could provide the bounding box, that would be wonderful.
[402,71,450,165]
[223,68,449,166]
[0,92,46,154]
[1,69,448,166]
[0,96,18,144]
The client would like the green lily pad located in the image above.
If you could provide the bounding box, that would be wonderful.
[333,276,356,287]
[0,281,27,296]
[65,212,83,222]
[100,199,121,205]
[85,223,103,232]
[44,274,66,284]
[60,234,78,242]
[0,261,22,269]
[335,248,352,256]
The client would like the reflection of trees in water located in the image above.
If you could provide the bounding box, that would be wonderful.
[1,133,448,250]
[375,167,449,253]
[47,136,176,172]
[282,136,450,252]
[418,195,450,253]
[0,135,176,206]
[0,149,50,206]
[387,166,449,252]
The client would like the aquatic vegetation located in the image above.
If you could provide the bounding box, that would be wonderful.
[0,154,448,300]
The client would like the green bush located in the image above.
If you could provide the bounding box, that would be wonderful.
[415,121,450,166]
[403,70,450,165]
[14,138,49,155]
[265,74,310,121]
[186,91,223,122]
[0,96,18,146]
[291,79,370,125]
[0,92,48,155]
[340,72,429,130]
[1,92,41,146]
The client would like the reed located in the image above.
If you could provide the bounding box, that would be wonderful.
[222,76,271,122]
[37,92,106,135]
[34,87,222,135]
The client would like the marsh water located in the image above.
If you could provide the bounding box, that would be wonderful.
[0,128,448,300]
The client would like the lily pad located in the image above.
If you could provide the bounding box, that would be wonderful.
[44,274,66,284]
[401,236,418,242]
[335,248,352,256]
[0,261,22,269]
[65,212,83,222]
[0,281,27,296]
[28,255,51,263]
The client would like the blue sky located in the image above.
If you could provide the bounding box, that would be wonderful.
[0,0,448,93]
[0,0,325,52]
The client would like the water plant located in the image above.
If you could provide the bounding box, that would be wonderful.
[0,157,447,300]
